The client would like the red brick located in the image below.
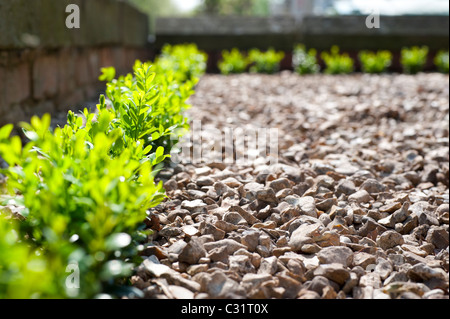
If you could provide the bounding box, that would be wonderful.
[99,47,114,69]
[33,55,58,100]
[58,49,77,95]
[0,66,6,120]
[112,47,126,75]
[87,49,100,83]
[7,63,31,106]
[75,51,90,86]
[124,48,138,68]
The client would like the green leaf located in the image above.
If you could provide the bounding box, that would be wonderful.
[147,72,156,83]
[143,145,153,155]
[136,81,145,92]
[99,67,116,82]
[0,124,13,139]
[151,132,160,141]
[155,146,164,159]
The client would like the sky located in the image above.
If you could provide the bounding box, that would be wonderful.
[173,0,201,12]
[335,0,449,15]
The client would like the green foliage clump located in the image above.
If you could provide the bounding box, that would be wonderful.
[401,46,429,74]
[155,44,207,83]
[102,44,206,154]
[321,46,354,74]
[0,215,63,299]
[218,48,249,75]
[0,112,165,298]
[292,45,320,75]
[248,48,285,74]
[434,50,449,74]
[358,50,392,74]
[0,43,207,299]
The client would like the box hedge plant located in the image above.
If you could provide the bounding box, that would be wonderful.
[0,44,207,299]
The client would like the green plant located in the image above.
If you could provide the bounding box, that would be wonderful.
[0,215,64,298]
[218,48,249,75]
[292,44,320,75]
[0,113,165,298]
[401,46,429,74]
[102,63,162,147]
[248,48,285,74]
[102,44,206,153]
[0,43,206,299]
[321,46,354,74]
[434,50,449,73]
[102,59,197,156]
[155,44,207,83]
[358,50,392,74]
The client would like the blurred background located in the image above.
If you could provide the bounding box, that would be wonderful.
[143,0,449,70]
[0,0,448,126]
[129,0,450,18]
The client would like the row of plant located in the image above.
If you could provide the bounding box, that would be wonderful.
[218,45,449,75]
[219,48,285,75]
[0,44,207,298]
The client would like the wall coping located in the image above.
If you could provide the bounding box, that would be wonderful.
[0,0,149,50]
[156,15,449,37]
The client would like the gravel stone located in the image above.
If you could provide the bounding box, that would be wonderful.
[128,73,449,299]
[317,246,354,267]
[377,230,405,250]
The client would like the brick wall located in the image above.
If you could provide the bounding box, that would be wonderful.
[0,47,151,125]
[0,0,151,126]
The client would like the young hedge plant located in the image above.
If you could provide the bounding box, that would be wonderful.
[434,50,449,74]
[155,43,207,83]
[321,46,354,74]
[358,50,392,74]
[401,46,429,74]
[218,48,249,75]
[102,65,193,158]
[292,44,320,75]
[248,48,285,74]
[0,112,166,298]
[0,43,207,299]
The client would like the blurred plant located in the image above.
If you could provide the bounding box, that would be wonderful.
[0,215,65,298]
[401,46,429,74]
[248,48,285,74]
[358,51,392,74]
[358,50,392,74]
[127,0,180,33]
[201,0,222,14]
[128,0,179,17]
[434,50,449,73]
[292,44,320,75]
[198,0,270,15]
[155,44,207,83]
[321,46,354,74]
[218,48,249,75]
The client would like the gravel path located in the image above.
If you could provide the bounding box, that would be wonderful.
[132,72,449,299]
